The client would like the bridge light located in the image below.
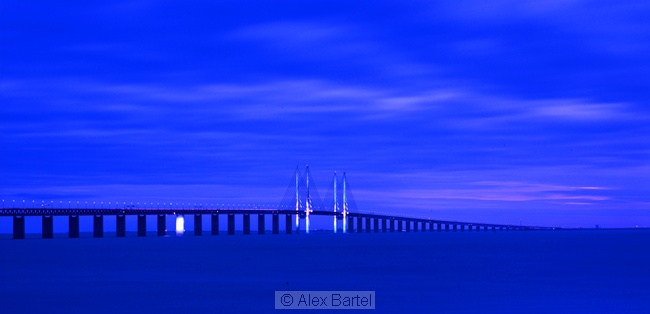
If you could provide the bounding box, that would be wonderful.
[176,214,185,235]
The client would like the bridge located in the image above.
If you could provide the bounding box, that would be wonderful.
[0,166,556,239]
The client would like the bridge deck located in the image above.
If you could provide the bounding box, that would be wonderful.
[0,208,554,230]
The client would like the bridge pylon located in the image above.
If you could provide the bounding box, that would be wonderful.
[281,165,322,234]
[342,172,349,233]
[333,172,338,233]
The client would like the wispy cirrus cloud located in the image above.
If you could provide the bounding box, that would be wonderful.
[0,78,451,122]
[436,0,650,51]
[228,21,438,78]
[358,181,611,203]
[1,78,637,125]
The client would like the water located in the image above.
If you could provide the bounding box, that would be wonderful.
[1,230,649,313]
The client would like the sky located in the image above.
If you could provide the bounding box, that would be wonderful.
[1,1,649,228]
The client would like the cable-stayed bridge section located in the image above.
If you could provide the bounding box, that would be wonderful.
[0,166,556,239]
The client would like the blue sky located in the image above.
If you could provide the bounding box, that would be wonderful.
[1,1,649,227]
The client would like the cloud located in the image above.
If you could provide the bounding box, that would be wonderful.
[442,95,636,132]
[228,21,373,63]
[435,0,650,55]
[438,0,586,21]
[228,20,438,78]
[359,182,611,203]
[0,78,449,123]
[3,77,637,126]
[529,99,629,120]
[231,21,344,47]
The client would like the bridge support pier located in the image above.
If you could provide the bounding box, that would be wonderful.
[348,216,354,233]
[138,215,146,237]
[453,224,457,232]
[365,217,371,233]
[397,220,403,232]
[405,221,410,232]
[93,215,104,238]
[258,214,265,234]
[357,217,363,233]
[421,222,426,232]
[13,216,25,239]
[42,215,53,239]
[228,214,235,235]
[285,214,292,234]
[69,215,80,238]
[194,214,202,236]
[382,219,387,232]
[468,225,473,232]
[116,215,125,237]
[390,219,395,232]
[157,214,166,236]
[272,214,279,234]
[243,214,250,235]
[211,214,219,235]
[373,218,379,233]
[414,221,419,232]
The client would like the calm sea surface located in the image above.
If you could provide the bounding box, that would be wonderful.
[1,230,649,313]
